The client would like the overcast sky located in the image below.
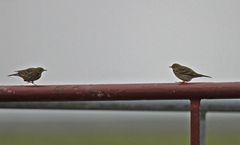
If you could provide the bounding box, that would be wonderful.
[1,0,240,85]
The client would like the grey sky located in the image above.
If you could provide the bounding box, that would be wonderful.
[1,0,240,85]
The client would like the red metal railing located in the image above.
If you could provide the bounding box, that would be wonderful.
[1,82,240,145]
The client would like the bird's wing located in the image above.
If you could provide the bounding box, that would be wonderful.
[16,68,35,73]
[17,68,36,81]
[176,65,199,77]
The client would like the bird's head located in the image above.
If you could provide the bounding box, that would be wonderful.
[36,67,47,73]
[169,63,181,69]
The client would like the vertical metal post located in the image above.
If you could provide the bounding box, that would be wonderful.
[191,99,201,145]
[200,111,206,145]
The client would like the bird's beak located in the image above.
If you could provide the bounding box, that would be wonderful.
[44,69,47,71]
[169,66,172,68]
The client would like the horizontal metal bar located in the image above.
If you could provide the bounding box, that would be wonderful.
[0,100,189,110]
[0,100,239,112]
[0,82,240,102]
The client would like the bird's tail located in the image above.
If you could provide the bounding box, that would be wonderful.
[8,74,18,77]
[198,74,212,78]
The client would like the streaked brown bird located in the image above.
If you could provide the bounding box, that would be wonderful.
[8,67,47,85]
[170,63,211,83]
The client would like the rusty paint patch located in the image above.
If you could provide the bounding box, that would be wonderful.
[7,89,13,94]
[0,87,8,95]
[53,86,65,94]
[72,86,82,95]
[172,90,176,94]
[90,90,111,98]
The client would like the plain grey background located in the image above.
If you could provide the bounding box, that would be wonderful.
[1,0,240,85]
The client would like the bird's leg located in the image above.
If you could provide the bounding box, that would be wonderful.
[31,81,37,86]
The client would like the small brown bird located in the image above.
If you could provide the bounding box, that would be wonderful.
[170,63,211,83]
[8,67,47,85]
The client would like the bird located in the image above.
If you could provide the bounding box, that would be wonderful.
[170,63,211,83]
[8,67,47,85]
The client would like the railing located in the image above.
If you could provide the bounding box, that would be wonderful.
[0,82,240,145]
